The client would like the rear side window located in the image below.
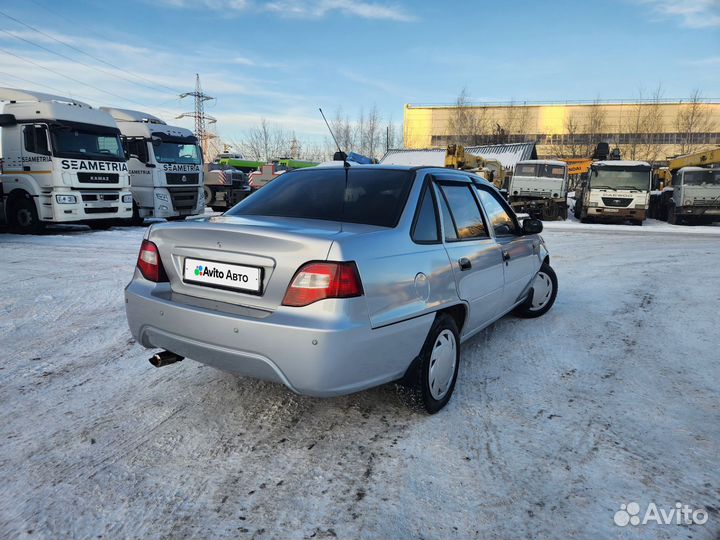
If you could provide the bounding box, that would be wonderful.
[412,184,439,243]
[227,168,413,228]
[476,188,517,236]
[439,184,488,240]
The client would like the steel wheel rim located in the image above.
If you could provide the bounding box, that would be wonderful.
[530,271,553,310]
[17,208,33,228]
[428,329,456,400]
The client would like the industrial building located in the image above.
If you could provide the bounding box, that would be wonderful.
[403,100,720,162]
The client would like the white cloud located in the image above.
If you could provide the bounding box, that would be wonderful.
[639,0,720,28]
[157,0,416,21]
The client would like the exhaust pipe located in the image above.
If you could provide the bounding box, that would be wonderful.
[149,350,184,368]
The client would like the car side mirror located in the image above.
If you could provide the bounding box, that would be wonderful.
[522,218,543,235]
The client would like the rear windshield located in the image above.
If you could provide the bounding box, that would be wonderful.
[226,167,414,227]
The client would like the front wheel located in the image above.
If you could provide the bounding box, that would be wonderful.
[514,263,558,318]
[9,195,44,234]
[398,313,460,414]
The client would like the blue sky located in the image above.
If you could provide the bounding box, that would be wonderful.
[0,0,718,143]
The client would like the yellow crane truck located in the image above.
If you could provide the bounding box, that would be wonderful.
[444,144,506,190]
[649,147,720,225]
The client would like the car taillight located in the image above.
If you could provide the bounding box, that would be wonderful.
[282,261,363,307]
[136,239,168,282]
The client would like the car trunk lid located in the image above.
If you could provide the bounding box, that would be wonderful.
[149,215,340,311]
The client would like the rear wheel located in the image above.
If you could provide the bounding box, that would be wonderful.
[398,313,460,414]
[9,195,43,234]
[204,186,215,206]
[514,263,558,318]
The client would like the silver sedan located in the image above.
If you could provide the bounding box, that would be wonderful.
[125,165,557,413]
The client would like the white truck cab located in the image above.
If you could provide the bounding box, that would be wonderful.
[666,166,720,224]
[0,88,132,232]
[508,160,568,220]
[100,108,204,222]
[575,160,652,225]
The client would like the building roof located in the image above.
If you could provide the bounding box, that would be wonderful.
[380,142,537,170]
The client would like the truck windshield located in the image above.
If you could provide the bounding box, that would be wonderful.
[154,142,202,164]
[50,126,125,161]
[591,168,651,191]
[515,163,565,178]
[227,168,414,227]
[683,170,720,186]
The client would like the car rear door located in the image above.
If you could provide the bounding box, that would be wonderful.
[433,175,505,335]
[474,184,539,308]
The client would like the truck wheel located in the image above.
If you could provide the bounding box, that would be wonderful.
[397,313,460,414]
[9,195,43,234]
[130,202,144,226]
[514,263,558,318]
[204,186,215,206]
[574,200,582,219]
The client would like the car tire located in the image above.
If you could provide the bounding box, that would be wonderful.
[398,313,460,414]
[9,195,44,234]
[514,263,558,318]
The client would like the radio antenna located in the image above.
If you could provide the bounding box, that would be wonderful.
[319,108,349,170]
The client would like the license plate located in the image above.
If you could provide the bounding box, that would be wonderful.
[183,257,262,293]
[603,208,619,213]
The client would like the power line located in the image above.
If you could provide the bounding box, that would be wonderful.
[0,46,175,112]
[0,28,177,100]
[0,8,182,96]
[0,69,98,103]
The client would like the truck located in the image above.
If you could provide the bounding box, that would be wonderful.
[444,144,506,190]
[507,160,569,220]
[203,163,251,212]
[100,107,204,223]
[649,147,720,225]
[0,88,132,233]
[573,160,652,225]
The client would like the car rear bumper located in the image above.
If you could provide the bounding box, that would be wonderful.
[125,277,433,396]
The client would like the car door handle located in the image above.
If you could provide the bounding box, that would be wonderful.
[502,250,511,262]
[458,257,472,271]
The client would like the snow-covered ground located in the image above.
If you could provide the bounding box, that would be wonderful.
[1,220,719,540]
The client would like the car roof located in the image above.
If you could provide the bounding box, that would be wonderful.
[291,164,497,189]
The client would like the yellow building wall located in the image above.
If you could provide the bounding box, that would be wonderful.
[404,102,720,160]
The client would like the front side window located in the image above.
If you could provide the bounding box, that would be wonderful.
[476,188,518,236]
[438,184,488,240]
[23,125,50,155]
[125,138,149,162]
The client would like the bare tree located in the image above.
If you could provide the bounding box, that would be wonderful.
[622,85,664,163]
[549,112,583,158]
[447,87,489,146]
[676,89,715,155]
[239,118,289,162]
[582,99,607,157]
